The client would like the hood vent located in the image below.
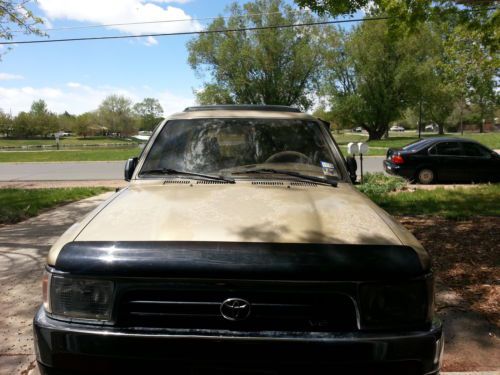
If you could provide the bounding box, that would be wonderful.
[196,180,232,185]
[163,179,190,185]
[290,182,318,187]
[252,181,285,186]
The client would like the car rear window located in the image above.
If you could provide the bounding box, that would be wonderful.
[462,142,490,157]
[434,142,463,156]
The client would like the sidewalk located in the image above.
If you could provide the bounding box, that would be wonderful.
[0,192,113,375]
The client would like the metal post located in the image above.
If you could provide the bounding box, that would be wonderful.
[418,99,422,139]
[360,153,364,184]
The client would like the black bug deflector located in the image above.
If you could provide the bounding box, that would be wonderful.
[56,241,430,280]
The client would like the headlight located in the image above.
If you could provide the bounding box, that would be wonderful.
[359,280,432,329]
[50,275,114,321]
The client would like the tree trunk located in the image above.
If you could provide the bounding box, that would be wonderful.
[438,123,445,135]
[367,127,386,141]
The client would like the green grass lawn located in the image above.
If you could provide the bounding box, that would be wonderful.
[0,187,111,224]
[0,148,141,162]
[0,136,139,148]
[333,131,500,155]
[358,173,500,219]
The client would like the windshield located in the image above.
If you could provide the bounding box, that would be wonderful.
[140,118,340,179]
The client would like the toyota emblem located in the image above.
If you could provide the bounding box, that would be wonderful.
[220,298,251,321]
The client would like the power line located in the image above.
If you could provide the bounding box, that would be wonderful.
[11,10,309,33]
[1,7,497,46]
[0,16,390,45]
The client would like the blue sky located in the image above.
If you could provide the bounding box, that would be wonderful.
[0,0,356,115]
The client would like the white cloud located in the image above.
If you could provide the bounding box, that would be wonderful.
[0,73,24,81]
[38,0,202,37]
[0,83,194,115]
[144,36,158,46]
[146,0,192,3]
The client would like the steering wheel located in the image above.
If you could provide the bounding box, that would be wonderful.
[265,151,312,164]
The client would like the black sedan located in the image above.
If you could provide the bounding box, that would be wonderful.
[383,137,500,184]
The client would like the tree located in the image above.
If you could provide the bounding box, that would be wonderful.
[98,95,135,136]
[323,21,416,140]
[187,0,326,110]
[58,111,77,133]
[133,98,164,131]
[29,99,58,137]
[0,0,44,58]
[75,112,96,138]
[12,111,31,138]
[0,109,13,137]
[439,19,498,133]
[293,0,499,51]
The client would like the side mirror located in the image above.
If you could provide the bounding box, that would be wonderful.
[124,157,138,181]
[346,156,357,183]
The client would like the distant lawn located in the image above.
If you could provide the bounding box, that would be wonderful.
[359,174,500,219]
[0,148,140,162]
[0,187,111,224]
[0,136,139,148]
[333,131,500,154]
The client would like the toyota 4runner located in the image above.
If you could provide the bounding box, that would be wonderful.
[34,105,443,374]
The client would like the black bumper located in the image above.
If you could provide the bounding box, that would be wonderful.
[34,307,443,375]
[383,160,415,179]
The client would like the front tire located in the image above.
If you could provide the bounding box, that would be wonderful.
[417,168,435,184]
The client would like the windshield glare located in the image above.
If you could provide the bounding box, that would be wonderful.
[141,118,339,178]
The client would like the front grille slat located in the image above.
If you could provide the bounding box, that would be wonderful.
[118,289,357,332]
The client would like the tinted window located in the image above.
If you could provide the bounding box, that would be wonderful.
[462,142,490,157]
[435,142,463,156]
[141,118,338,177]
[403,139,434,150]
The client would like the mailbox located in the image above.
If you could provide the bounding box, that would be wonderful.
[357,142,369,154]
[347,142,359,155]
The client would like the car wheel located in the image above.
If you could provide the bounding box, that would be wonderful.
[417,168,435,184]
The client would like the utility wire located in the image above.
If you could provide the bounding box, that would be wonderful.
[1,7,497,46]
[11,10,309,33]
[0,16,396,45]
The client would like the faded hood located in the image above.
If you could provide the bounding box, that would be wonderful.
[74,182,402,245]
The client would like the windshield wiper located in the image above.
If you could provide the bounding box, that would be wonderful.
[139,168,235,183]
[231,168,338,187]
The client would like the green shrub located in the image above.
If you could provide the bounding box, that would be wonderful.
[357,172,406,198]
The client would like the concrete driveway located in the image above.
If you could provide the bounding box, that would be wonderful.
[0,193,113,375]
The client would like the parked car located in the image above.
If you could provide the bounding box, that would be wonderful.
[383,137,500,184]
[424,124,438,132]
[390,125,405,132]
[34,105,443,375]
[353,126,363,132]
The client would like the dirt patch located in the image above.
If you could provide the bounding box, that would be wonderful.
[398,216,500,372]
[401,184,489,191]
[398,216,499,325]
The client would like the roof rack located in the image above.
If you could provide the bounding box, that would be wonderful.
[183,105,302,113]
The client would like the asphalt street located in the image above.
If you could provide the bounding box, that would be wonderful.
[0,157,385,181]
[0,161,125,181]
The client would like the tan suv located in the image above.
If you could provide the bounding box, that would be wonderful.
[34,105,443,375]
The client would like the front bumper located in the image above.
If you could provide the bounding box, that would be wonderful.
[34,307,443,375]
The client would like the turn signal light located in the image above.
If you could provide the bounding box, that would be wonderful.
[42,271,51,312]
[391,154,405,164]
